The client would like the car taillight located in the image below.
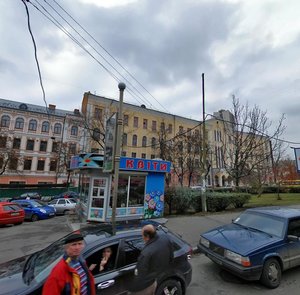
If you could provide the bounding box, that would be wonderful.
[187,247,193,260]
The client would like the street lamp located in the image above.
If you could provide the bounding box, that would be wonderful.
[111,82,126,234]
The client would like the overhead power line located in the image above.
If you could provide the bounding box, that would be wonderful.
[206,113,300,145]
[28,0,170,114]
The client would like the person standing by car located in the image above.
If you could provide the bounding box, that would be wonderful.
[129,224,174,295]
[42,232,95,295]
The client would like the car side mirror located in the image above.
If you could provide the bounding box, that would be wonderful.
[287,235,300,242]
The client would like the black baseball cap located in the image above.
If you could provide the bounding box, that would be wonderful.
[64,232,84,244]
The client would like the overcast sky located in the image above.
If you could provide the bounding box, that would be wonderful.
[1,0,299,156]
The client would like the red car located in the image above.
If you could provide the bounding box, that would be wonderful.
[0,202,25,225]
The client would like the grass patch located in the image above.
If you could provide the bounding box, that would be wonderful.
[246,193,300,208]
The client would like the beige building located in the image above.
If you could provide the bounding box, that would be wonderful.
[81,92,233,187]
[0,98,86,185]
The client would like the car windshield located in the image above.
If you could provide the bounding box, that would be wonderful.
[23,235,83,284]
[29,201,43,208]
[233,211,285,238]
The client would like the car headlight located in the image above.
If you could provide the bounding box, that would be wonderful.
[40,209,47,214]
[224,249,251,266]
[200,237,210,248]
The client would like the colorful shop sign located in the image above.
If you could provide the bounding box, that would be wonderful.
[120,157,171,173]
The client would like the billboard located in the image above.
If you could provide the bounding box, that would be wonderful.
[294,148,300,173]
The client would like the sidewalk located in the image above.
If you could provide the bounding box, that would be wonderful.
[67,211,241,249]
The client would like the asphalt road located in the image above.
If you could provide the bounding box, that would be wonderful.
[0,215,71,264]
[1,210,300,294]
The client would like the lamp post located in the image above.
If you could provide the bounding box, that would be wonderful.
[111,82,126,234]
[201,73,207,212]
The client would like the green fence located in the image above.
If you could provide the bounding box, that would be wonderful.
[0,187,78,199]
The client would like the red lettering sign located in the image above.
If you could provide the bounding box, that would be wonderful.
[160,163,167,171]
[137,160,144,169]
[126,159,134,168]
[152,162,158,170]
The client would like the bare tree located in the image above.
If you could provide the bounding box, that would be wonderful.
[82,112,106,151]
[270,122,288,199]
[0,133,22,176]
[53,141,79,185]
[155,125,207,187]
[221,95,285,188]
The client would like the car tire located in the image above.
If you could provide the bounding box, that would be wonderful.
[260,258,281,288]
[15,222,23,225]
[63,210,69,215]
[31,214,39,222]
[155,279,182,295]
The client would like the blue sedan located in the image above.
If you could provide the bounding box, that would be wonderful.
[13,199,56,221]
[198,207,300,288]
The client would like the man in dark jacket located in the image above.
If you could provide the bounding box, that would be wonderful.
[42,232,95,295]
[130,224,174,295]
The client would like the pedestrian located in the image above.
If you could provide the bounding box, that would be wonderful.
[42,232,95,295]
[129,224,174,295]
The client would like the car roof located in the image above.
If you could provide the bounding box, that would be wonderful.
[74,220,168,245]
[0,201,20,206]
[246,206,300,219]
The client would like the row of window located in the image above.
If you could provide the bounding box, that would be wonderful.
[120,151,156,159]
[0,157,58,172]
[122,134,157,148]
[0,136,77,154]
[94,108,176,133]
[23,158,58,171]
[0,115,79,136]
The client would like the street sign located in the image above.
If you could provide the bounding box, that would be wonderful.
[103,113,117,173]
[294,148,300,173]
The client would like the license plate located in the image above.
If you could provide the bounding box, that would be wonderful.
[11,212,20,216]
[49,213,54,216]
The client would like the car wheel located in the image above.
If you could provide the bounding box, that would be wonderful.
[155,279,182,295]
[63,210,69,215]
[260,258,281,288]
[15,222,23,225]
[31,214,39,222]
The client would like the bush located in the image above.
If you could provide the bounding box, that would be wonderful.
[165,187,193,214]
[230,193,251,208]
[190,192,251,212]
[206,193,232,212]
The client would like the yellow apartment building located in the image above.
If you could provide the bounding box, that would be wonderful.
[81,92,233,187]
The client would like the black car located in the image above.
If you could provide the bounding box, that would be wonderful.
[0,221,192,295]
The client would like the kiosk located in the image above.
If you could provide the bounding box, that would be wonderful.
[70,153,171,222]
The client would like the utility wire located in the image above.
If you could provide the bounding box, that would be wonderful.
[21,0,48,115]
[51,0,169,113]
[31,0,168,113]
[206,113,300,145]
[29,0,147,107]
[39,0,154,110]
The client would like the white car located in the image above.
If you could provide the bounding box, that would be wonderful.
[48,198,77,215]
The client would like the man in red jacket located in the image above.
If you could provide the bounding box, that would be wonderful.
[42,232,95,295]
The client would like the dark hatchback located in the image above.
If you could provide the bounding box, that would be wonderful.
[0,221,192,295]
[198,207,300,288]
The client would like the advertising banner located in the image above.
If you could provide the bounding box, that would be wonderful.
[294,148,300,173]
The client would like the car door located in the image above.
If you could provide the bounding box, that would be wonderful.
[114,236,145,292]
[56,199,67,214]
[286,218,300,268]
[18,202,31,219]
[85,241,127,295]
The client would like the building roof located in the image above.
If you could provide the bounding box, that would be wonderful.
[0,98,78,118]
[85,92,201,125]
